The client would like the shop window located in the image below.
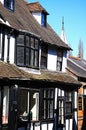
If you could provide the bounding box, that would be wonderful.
[4,0,14,11]
[2,86,9,124]
[57,50,63,71]
[16,33,39,69]
[18,89,39,122]
[78,97,83,110]
[41,89,54,120]
[41,44,47,69]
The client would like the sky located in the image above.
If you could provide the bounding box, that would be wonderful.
[28,0,86,59]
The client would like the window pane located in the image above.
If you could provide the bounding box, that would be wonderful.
[48,90,53,98]
[30,37,34,48]
[41,56,47,69]
[44,90,46,98]
[57,50,63,71]
[57,62,61,71]
[34,51,39,67]
[17,47,24,65]
[78,97,82,110]
[44,100,46,119]
[19,90,28,115]
[58,100,64,124]
[65,92,72,101]
[2,87,9,124]
[30,49,34,66]
[18,89,39,121]
[17,35,24,45]
[65,92,72,116]
[65,102,72,114]
[4,0,14,10]
[41,89,54,120]
[26,48,29,66]
[48,100,53,118]
[35,39,39,49]
[30,92,39,120]
[26,36,30,47]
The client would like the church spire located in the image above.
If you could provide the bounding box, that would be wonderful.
[61,17,68,44]
[62,16,64,31]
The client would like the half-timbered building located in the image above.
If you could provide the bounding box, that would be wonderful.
[0,0,81,130]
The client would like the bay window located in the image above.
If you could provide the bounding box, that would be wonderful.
[16,33,39,69]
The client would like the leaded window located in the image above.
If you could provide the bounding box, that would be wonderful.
[16,33,39,69]
[41,88,54,120]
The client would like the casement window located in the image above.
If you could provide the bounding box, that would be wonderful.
[41,88,54,120]
[41,13,47,27]
[57,50,63,71]
[41,44,47,69]
[4,0,14,11]
[18,89,39,121]
[65,91,73,118]
[78,96,83,110]
[16,33,39,69]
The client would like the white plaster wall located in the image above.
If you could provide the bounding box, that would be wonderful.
[4,34,15,63]
[66,119,73,130]
[74,91,78,127]
[9,36,15,64]
[48,123,53,130]
[42,124,47,130]
[32,12,41,25]
[4,35,8,62]
[47,47,57,71]
[0,0,4,4]
[55,88,57,109]
[0,33,2,58]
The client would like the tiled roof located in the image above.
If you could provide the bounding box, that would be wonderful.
[0,0,71,50]
[27,2,49,15]
[0,61,81,87]
[67,57,86,78]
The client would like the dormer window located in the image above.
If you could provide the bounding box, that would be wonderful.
[4,0,14,11]
[41,13,47,27]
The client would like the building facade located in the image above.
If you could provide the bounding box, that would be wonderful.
[66,56,86,130]
[0,0,81,130]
